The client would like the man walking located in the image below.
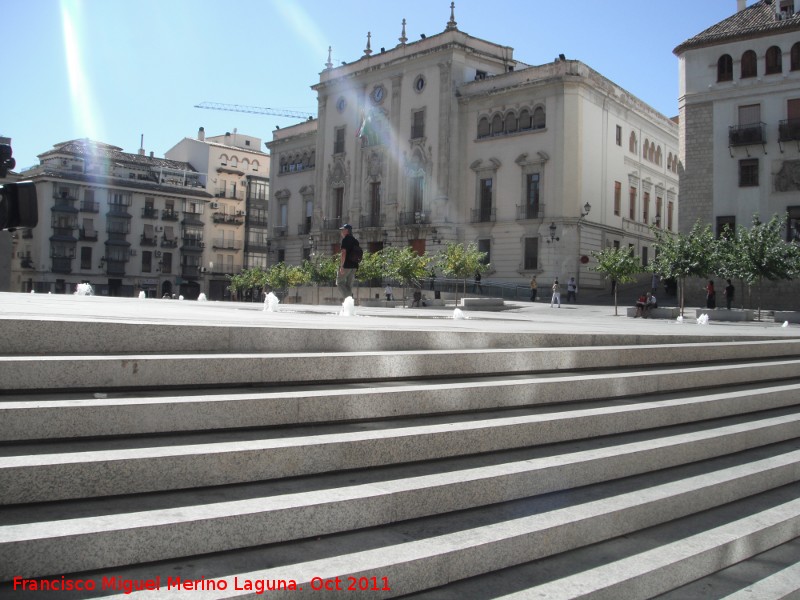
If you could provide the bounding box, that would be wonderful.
[336,224,359,300]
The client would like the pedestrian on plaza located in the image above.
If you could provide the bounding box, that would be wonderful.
[550,279,561,308]
[530,276,538,302]
[567,277,577,303]
[705,280,716,309]
[634,291,648,318]
[724,279,735,310]
[384,284,394,301]
[473,271,482,294]
[336,224,360,300]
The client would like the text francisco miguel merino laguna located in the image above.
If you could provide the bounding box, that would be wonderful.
[13,574,393,594]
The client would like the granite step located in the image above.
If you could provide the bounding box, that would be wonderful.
[2,360,799,442]
[3,442,799,598]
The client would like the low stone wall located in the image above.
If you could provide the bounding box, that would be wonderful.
[774,311,800,323]
[626,307,680,319]
[696,308,754,322]
[459,297,505,309]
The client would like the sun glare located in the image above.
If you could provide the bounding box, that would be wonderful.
[60,0,102,142]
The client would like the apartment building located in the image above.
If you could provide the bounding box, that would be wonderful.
[675,0,800,308]
[11,139,210,298]
[166,128,270,300]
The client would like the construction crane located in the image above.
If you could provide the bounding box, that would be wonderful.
[194,102,315,120]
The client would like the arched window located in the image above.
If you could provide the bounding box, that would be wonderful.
[241,158,250,171]
[629,132,637,154]
[667,153,673,171]
[792,43,800,71]
[505,111,518,133]
[491,114,504,136]
[477,117,490,138]
[251,160,260,171]
[766,46,783,74]
[655,146,662,166]
[230,156,238,168]
[643,140,650,160]
[531,106,545,130]
[280,157,287,173]
[717,54,733,82]
[649,144,655,163]
[741,50,757,78]
[519,109,532,130]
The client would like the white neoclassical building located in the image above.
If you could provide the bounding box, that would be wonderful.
[674,0,800,308]
[267,5,679,291]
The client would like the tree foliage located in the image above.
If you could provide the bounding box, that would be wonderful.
[649,221,715,316]
[436,242,489,300]
[589,246,642,316]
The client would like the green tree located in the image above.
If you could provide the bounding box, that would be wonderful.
[302,253,339,304]
[435,242,489,302]
[589,246,642,316]
[650,221,715,316]
[383,246,432,302]
[726,215,800,318]
[355,250,385,301]
[227,266,267,302]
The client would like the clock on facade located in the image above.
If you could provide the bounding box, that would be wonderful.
[371,85,385,104]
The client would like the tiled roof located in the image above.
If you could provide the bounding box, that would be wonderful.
[39,138,197,172]
[674,0,800,54]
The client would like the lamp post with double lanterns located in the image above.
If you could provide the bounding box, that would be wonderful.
[575,202,591,291]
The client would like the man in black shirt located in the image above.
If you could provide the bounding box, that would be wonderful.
[337,224,359,299]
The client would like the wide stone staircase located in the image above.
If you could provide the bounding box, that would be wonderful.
[1,317,800,598]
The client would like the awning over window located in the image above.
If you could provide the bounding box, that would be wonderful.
[143,224,154,239]
[163,226,175,241]
[83,219,95,237]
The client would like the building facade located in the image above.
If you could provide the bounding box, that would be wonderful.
[674,0,800,308]
[267,7,679,290]
[11,139,212,298]
[166,128,270,299]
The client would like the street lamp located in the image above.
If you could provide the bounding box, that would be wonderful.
[653,213,661,227]
[546,222,560,243]
[581,202,591,218]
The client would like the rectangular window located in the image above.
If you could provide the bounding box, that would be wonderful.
[370,182,381,217]
[668,201,674,231]
[739,158,759,187]
[334,188,344,220]
[655,197,663,227]
[526,174,540,218]
[524,237,538,270]
[642,246,648,267]
[615,125,622,146]
[788,206,800,241]
[643,192,650,225]
[160,253,172,274]
[716,216,736,239]
[479,178,493,221]
[334,127,345,154]
[629,187,637,220]
[410,177,423,213]
[739,104,761,127]
[141,251,152,273]
[411,110,425,139]
[614,181,621,216]
[478,239,491,265]
[80,247,92,270]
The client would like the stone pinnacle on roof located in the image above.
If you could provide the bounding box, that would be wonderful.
[364,32,372,57]
[399,18,407,46]
[325,46,333,70]
[446,2,457,31]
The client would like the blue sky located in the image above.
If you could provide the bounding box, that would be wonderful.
[3,0,751,171]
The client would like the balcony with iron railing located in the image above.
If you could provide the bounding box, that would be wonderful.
[297,222,312,235]
[272,225,288,238]
[249,215,269,227]
[359,214,384,229]
[471,207,496,223]
[399,211,430,226]
[53,191,78,203]
[160,237,178,248]
[181,265,201,279]
[140,234,158,246]
[181,237,205,252]
[211,238,242,251]
[161,209,179,221]
[212,212,244,226]
[729,122,766,146]
[50,256,73,274]
[516,203,544,220]
[105,260,127,276]
[80,201,99,213]
[106,222,131,235]
[182,211,204,226]
[79,228,98,242]
[210,264,243,276]
[142,207,159,219]
[779,118,800,143]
